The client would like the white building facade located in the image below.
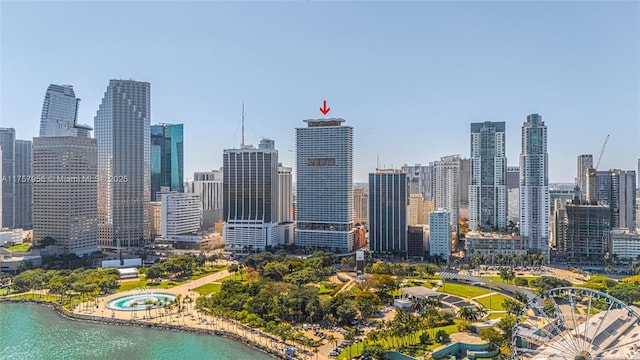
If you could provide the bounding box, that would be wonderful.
[519,114,549,258]
[429,209,451,261]
[469,121,507,231]
[295,119,354,252]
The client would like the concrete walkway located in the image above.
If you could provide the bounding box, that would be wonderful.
[471,292,500,300]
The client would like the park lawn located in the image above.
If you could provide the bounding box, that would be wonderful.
[438,282,490,298]
[118,265,230,292]
[193,283,222,296]
[216,271,247,283]
[486,312,507,320]
[474,293,512,311]
[337,321,461,359]
[7,243,31,252]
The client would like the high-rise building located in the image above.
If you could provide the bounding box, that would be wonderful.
[192,169,224,230]
[14,140,32,229]
[39,84,92,138]
[469,121,507,231]
[618,171,637,231]
[429,209,451,261]
[402,164,434,200]
[561,202,610,262]
[353,187,369,225]
[407,225,427,258]
[151,123,184,201]
[587,169,637,230]
[223,142,278,250]
[506,166,520,223]
[295,118,354,252]
[32,136,98,254]
[576,155,593,196]
[0,128,15,228]
[408,194,424,226]
[506,166,520,190]
[95,79,150,248]
[369,169,407,254]
[434,155,460,232]
[158,187,200,238]
[459,158,471,209]
[0,147,3,227]
[519,114,549,258]
[277,164,293,223]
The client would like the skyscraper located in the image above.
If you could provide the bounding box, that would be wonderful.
[519,114,549,258]
[158,187,200,240]
[151,123,184,201]
[506,166,520,190]
[192,169,224,229]
[401,164,434,200]
[369,169,407,254]
[576,155,593,195]
[469,121,507,231]
[32,136,98,254]
[429,209,451,262]
[587,169,637,230]
[277,164,293,223]
[295,118,354,252]
[434,155,461,232]
[223,142,278,250]
[95,80,150,248]
[353,187,369,225]
[14,140,32,229]
[0,128,15,228]
[39,84,92,137]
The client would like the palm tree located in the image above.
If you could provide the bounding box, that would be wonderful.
[457,306,478,329]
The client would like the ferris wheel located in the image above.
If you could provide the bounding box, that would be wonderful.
[511,287,640,360]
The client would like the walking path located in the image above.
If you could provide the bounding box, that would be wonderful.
[471,292,500,300]
[75,270,321,359]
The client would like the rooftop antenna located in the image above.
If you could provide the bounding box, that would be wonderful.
[241,103,245,147]
[377,153,380,171]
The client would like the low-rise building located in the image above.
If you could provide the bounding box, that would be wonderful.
[465,231,526,258]
[610,228,640,260]
[0,248,41,273]
[0,229,25,247]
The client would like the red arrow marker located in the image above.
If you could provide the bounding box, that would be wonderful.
[320,100,331,115]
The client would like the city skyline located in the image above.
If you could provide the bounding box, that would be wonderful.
[1,2,638,183]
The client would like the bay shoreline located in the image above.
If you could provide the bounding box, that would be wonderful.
[0,299,286,360]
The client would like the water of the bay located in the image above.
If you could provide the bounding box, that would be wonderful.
[0,303,275,360]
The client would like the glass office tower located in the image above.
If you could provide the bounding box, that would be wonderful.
[151,124,184,201]
[95,79,150,248]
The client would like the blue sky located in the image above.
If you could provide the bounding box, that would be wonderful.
[1,1,638,182]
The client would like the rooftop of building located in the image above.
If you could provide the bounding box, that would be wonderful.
[302,118,345,127]
[374,168,405,174]
[466,231,521,239]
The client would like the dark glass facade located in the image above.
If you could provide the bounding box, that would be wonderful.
[223,149,277,223]
[151,124,184,201]
[369,171,408,253]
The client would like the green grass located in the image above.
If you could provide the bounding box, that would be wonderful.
[6,243,31,252]
[474,293,512,311]
[193,283,222,296]
[318,282,342,295]
[216,271,247,283]
[337,321,461,359]
[117,265,230,292]
[486,312,506,320]
[438,282,491,298]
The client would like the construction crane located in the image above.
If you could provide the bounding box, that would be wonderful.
[595,134,610,169]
